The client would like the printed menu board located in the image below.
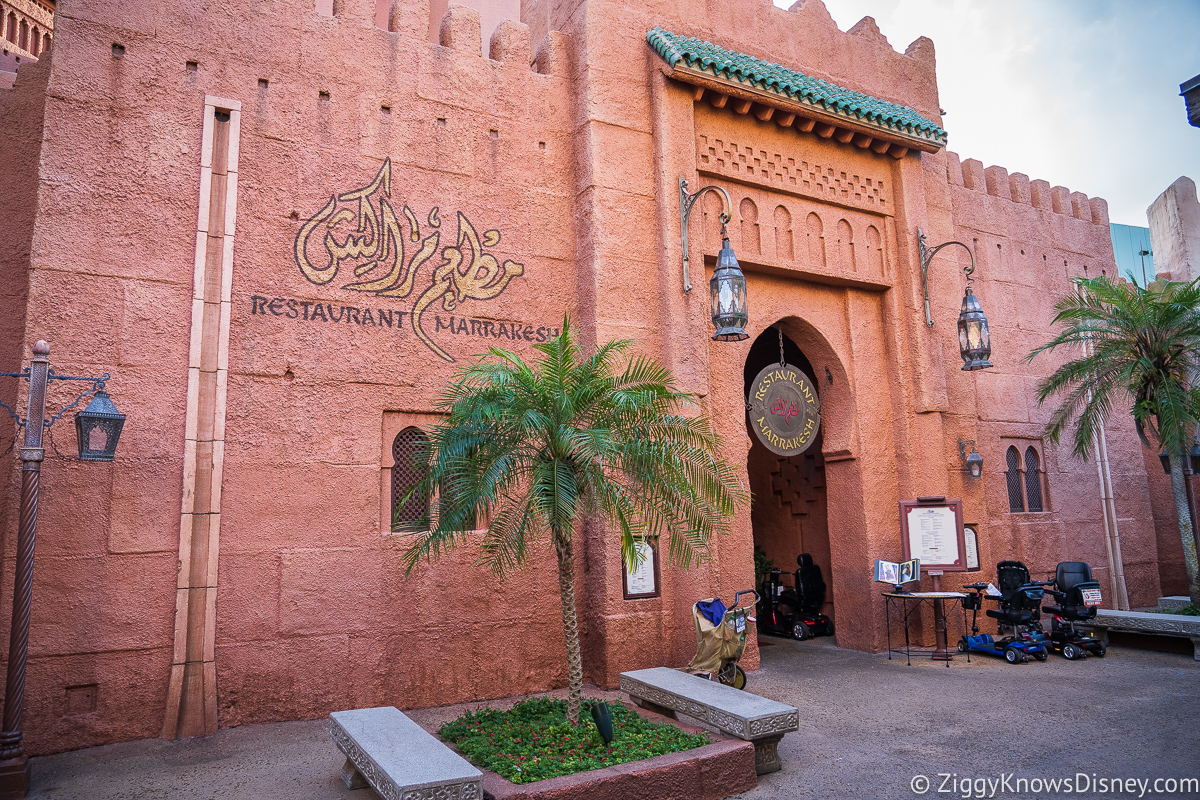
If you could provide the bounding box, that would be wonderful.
[899,499,966,572]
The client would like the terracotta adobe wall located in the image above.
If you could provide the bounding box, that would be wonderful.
[932,152,1164,607]
[0,0,1174,758]
[3,0,586,754]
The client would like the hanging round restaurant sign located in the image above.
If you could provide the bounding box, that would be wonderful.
[748,363,821,456]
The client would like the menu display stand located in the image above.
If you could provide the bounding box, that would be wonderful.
[899,497,966,661]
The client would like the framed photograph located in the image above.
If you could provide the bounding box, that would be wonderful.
[899,498,966,572]
[963,525,980,571]
[623,539,660,599]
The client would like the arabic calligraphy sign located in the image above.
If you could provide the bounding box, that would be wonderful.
[748,363,821,456]
[293,158,525,362]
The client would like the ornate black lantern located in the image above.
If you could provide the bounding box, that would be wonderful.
[917,228,993,371]
[75,389,126,461]
[710,229,749,342]
[680,177,748,342]
[957,286,993,371]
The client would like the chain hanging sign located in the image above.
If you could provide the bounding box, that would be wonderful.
[748,363,821,456]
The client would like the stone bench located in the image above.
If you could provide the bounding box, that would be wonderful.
[620,666,799,775]
[330,707,483,800]
[1088,609,1200,661]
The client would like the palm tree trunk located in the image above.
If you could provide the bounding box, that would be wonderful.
[552,526,584,724]
[1169,457,1200,605]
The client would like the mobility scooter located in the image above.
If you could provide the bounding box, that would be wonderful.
[957,561,1049,663]
[1041,561,1106,659]
[757,554,834,640]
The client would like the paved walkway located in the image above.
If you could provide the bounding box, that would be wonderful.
[27,637,1200,799]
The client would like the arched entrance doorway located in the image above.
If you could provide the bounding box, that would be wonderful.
[745,326,835,639]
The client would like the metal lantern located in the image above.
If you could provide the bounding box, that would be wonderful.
[957,286,993,371]
[710,234,749,342]
[1162,441,1200,474]
[75,389,126,461]
[959,438,983,478]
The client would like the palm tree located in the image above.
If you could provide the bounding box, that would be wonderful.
[400,319,747,722]
[1029,275,1200,605]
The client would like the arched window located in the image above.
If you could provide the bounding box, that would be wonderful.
[1005,446,1024,512]
[6,14,16,45]
[1024,447,1043,512]
[42,32,50,53]
[30,26,38,56]
[391,427,429,530]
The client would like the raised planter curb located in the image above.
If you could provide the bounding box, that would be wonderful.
[415,700,756,800]
[480,737,755,800]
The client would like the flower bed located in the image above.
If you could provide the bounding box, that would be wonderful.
[438,697,711,784]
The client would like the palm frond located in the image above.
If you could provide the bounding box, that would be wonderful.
[1029,274,1200,458]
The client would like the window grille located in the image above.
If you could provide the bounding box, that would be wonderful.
[391,427,429,530]
[1005,446,1024,512]
[1024,447,1043,512]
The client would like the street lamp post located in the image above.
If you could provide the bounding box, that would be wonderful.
[0,341,123,799]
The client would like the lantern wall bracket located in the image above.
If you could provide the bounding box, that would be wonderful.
[0,370,111,432]
[917,228,977,327]
[680,177,732,293]
[958,437,983,478]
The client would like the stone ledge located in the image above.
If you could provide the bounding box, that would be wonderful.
[619,667,800,741]
[1089,609,1200,661]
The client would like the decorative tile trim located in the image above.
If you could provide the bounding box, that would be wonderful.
[648,27,946,154]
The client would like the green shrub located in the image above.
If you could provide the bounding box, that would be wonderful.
[439,697,711,784]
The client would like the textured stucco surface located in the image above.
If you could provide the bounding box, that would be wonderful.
[0,0,1177,757]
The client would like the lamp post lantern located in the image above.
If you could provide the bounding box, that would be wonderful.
[0,342,123,799]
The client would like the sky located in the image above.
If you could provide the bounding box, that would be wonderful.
[771,0,1200,227]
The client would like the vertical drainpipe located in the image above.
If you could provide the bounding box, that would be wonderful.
[1093,424,1130,610]
[1081,278,1130,610]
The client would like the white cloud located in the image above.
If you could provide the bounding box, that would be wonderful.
[772,0,1200,225]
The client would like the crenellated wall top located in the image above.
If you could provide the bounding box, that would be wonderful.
[947,151,1109,227]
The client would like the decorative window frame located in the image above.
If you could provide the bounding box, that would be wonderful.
[380,411,488,535]
[1001,438,1051,514]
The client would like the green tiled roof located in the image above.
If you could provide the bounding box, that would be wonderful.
[646,27,947,146]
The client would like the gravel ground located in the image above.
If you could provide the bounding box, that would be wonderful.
[26,636,1200,799]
